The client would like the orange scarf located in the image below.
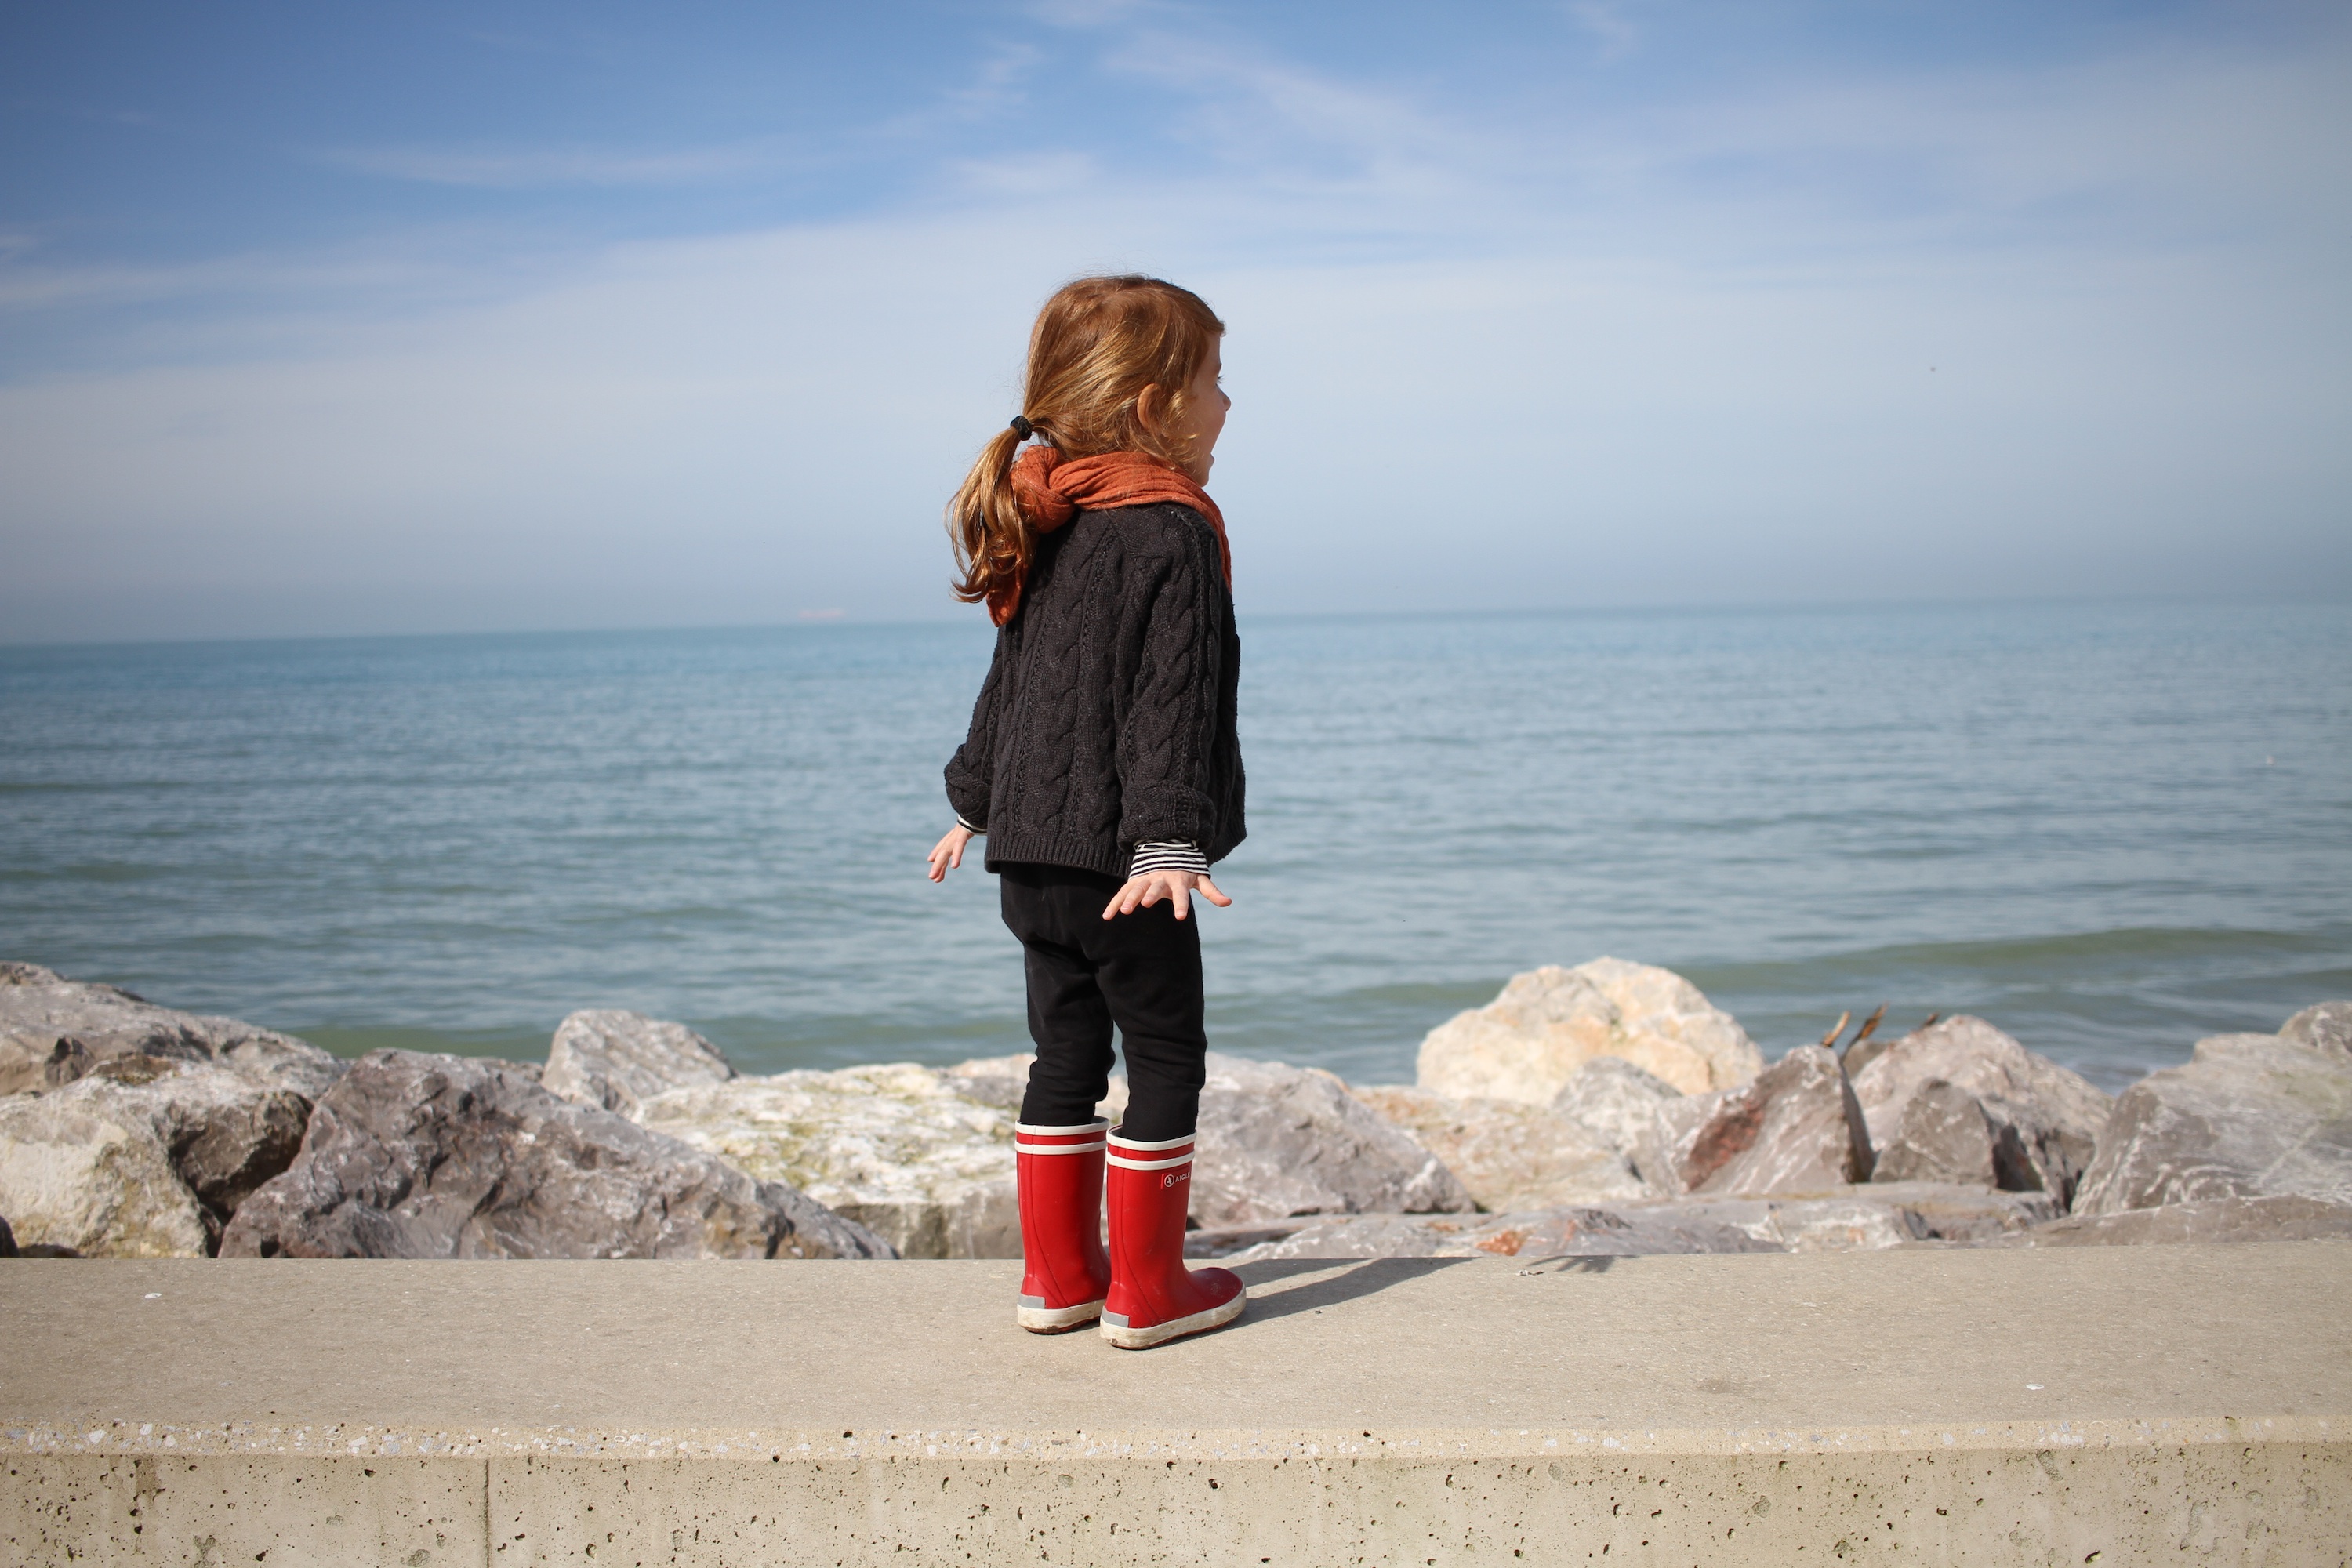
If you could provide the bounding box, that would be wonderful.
[989,448,1231,626]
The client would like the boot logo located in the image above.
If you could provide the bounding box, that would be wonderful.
[1163,1170,1189,1189]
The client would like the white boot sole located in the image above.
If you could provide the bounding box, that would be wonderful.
[1098,1290,1247,1349]
[1017,1298,1105,1333]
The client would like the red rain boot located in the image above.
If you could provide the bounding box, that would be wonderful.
[1014,1119,1113,1332]
[1101,1130,1247,1348]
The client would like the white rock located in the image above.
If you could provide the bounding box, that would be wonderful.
[1348,1084,1646,1212]
[1416,958,1762,1103]
[637,1064,1021,1259]
[936,1052,1127,1120]
[543,1010,737,1118]
[45,1057,310,1222]
[2282,1001,2352,1058]
[0,1093,211,1258]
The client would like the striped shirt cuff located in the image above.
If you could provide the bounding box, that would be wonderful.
[955,814,985,834]
[1129,839,1209,878]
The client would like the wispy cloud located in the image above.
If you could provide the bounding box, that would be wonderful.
[1565,1,1641,62]
[5,5,2347,639]
[314,136,814,190]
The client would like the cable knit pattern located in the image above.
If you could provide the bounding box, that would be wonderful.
[945,503,1244,880]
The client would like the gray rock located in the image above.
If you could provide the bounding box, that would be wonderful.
[937,1054,1031,1113]
[1648,1184,2055,1251]
[1191,1052,1473,1229]
[1853,1180,2062,1243]
[542,1009,738,1118]
[1871,1078,2013,1189]
[1849,1017,2111,1208]
[1549,1055,1681,1161]
[1416,958,1763,1102]
[2073,1029,2352,1215]
[1643,1044,1871,1196]
[1218,1181,2055,1262]
[0,1091,212,1257]
[220,1051,891,1260]
[0,962,343,1099]
[2282,1001,2352,1058]
[1348,1084,1648,1212]
[1840,1027,1900,1081]
[47,1056,310,1223]
[1994,1194,2352,1247]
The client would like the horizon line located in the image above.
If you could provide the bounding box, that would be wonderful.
[3,587,2346,655]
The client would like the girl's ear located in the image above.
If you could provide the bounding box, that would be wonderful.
[1134,383,1164,434]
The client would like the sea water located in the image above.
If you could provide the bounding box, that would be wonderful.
[3,601,2346,1094]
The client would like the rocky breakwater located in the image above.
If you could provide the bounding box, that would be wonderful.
[0,978,891,1261]
[1207,964,2352,1264]
[224,1046,889,1259]
[0,964,339,1257]
[11,955,2350,1267]
[626,1047,1476,1258]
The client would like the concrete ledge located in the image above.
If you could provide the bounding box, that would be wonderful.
[5,1244,2348,1564]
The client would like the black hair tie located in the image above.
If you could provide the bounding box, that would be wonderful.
[1009,415,1034,441]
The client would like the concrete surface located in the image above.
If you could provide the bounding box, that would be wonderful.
[3,1243,2347,1564]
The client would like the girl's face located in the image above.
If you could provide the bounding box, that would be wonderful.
[1169,338,1229,483]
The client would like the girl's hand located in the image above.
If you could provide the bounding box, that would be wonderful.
[927,825,975,882]
[1102,869,1231,922]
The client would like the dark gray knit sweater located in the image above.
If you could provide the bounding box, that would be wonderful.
[944,503,1245,880]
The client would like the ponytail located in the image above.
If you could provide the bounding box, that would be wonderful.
[948,422,1033,612]
[946,276,1224,616]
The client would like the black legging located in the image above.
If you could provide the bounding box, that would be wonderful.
[1000,862,1205,1142]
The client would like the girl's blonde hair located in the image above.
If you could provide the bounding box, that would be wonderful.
[949,275,1225,611]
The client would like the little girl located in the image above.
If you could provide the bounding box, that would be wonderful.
[925,275,1247,1349]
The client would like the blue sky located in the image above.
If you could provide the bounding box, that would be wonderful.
[2,2,2347,640]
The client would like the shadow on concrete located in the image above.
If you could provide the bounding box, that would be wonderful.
[1226,1256,1472,1326]
[1512,1254,1619,1276]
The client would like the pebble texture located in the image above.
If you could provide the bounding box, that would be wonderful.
[1644,1044,1873,1196]
[2074,1023,2352,1214]
[1849,1016,2111,1208]
[1417,957,1763,1102]
[1189,1051,1472,1227]
[221,1050,890,1259]
[0,961,342,1099]
[637,1062,1021,1258]
[1348,1083,1647,1211]
[542,1008,739,1119]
